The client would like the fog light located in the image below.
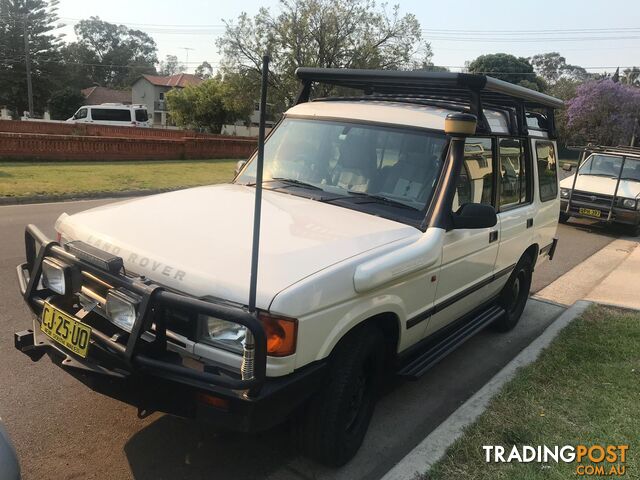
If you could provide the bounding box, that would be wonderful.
[106,290,139,332]
[42,258,68,295]
[560,188,570,199]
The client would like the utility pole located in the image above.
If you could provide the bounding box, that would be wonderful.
[23,15,34,117]
[180,47,194,73]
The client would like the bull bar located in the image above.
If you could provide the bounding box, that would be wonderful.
[16,223,268,397]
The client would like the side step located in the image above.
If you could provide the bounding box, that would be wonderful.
[398,304,505,379]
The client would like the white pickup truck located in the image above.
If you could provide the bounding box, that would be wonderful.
[15,68,562,466]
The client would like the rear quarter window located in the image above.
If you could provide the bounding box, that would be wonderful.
[90,108,132,122]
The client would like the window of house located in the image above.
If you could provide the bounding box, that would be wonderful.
[535,141,558,202]
[159,92,165,100]
[453,137,494,211]
[498,138,530,208]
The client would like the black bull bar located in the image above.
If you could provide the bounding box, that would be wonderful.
[16,224,267,397]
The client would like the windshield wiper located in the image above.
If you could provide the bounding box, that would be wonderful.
[579,173,618,178]
[338,190,421,211]
[268,177,324,191]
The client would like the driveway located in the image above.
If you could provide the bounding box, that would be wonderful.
[0,198,620,480]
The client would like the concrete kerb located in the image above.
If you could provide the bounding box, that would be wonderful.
[381,300,592,480]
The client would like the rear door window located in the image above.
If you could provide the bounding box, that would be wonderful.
[498,138,530,209]
[535,141,558,202]
[90,109,132,122]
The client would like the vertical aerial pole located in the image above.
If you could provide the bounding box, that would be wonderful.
[23,15,34,117]
[242,54,270,382]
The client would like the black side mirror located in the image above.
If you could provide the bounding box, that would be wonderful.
[561,163,573,172]
[452,203,497,229]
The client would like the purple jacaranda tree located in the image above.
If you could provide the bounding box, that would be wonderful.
[567,79,640,146]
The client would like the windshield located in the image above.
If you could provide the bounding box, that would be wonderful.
[236,117,448,220]
[579,154,640,181]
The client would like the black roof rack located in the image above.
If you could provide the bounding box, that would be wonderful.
[294,68,564,137]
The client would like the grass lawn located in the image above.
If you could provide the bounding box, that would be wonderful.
[0,159,238,198]
[426,305,640,480]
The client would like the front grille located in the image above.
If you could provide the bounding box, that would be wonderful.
[570,190,613,207]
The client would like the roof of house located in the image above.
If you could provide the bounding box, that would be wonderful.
[81,86,131,104]
[138,73,203,88]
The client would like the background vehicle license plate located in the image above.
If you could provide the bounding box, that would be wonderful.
[40,302,91,358]
[579,208,601,218]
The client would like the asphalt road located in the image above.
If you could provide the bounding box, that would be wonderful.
[0,198,620,480]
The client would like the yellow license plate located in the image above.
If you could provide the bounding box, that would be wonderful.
[40,302,91,358]
[579,207,601,218]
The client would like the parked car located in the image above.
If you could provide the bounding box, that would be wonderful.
[560,145,640,236]
[67,103,151,128]
[0,419,20,480]
[15,69,562,467]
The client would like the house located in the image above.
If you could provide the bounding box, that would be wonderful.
[81,86,131,105]
[131,73,203,127]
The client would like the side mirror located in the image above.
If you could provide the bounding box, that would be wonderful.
[561,163,573,172]
[452,203,497,229]
[234,160,247,177]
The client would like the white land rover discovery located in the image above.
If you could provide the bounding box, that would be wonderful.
[15,68,562,466]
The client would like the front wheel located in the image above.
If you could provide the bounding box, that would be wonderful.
[297,326,384,467]
[493,255,533,332]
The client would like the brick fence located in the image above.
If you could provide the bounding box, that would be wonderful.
[0,120,257,160]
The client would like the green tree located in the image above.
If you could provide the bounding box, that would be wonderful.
[47,87,84,119]
[166,77,253,133]
[529,52,590,84]
[62,16,158,88]
[467,53,544,91]
[195,61,214,79]
[216,0,429,113]
[158,54,184,76]
[0,0,65,115]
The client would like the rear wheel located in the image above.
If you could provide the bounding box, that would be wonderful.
[493,255,533,332]
[297,326,384,467]
[559,212,570,224]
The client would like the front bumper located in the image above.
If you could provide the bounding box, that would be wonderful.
[15,225,326,432]
[561,199,640,226]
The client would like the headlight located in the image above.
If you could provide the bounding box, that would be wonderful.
[199,312,298,357]
[105,290,139,332]
[200,316,247,354]
[560,188,570,198]
[41,258,72,295]
[622,198,637,209]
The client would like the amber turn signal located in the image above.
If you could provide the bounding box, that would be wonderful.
[258,312,298,357]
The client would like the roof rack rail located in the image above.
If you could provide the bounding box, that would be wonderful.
[294,68,564,137]
[567,144,640,157]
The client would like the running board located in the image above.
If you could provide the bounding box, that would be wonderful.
[397,304,505,379]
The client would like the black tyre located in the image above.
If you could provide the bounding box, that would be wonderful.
[559,212,570,224]
[493,255,533,332]
[297,326,384,467]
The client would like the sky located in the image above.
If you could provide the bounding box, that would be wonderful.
[54,0,640,75]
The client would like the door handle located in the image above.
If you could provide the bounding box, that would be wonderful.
[526,218,534,228]
[489,231,498,243]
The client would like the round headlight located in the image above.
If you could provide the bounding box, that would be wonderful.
[622,198,636,209]
[560,188,570,198]
[105,290,139,332]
